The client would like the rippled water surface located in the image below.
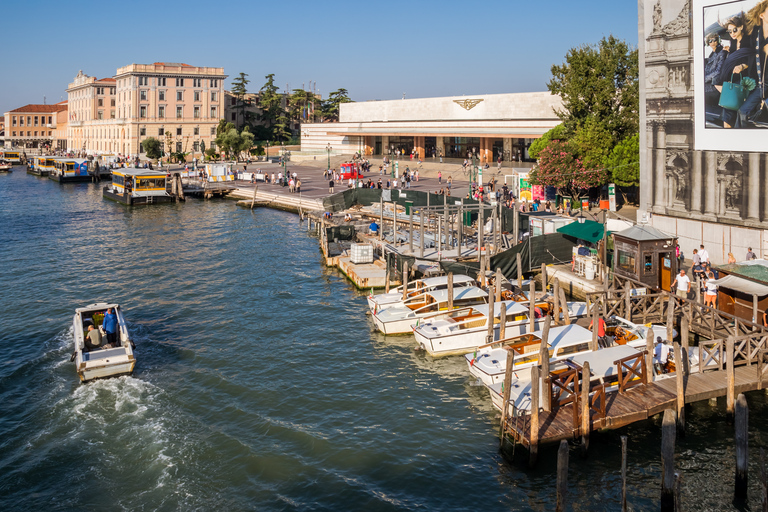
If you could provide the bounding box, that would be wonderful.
[2,169,768,511]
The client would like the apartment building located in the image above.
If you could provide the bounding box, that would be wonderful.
[67,62,226,160]
[4,103,68,150]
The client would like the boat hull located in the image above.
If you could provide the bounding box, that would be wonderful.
[79,360,136,382]
[415,319,542,357]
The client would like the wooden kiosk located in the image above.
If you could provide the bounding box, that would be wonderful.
[612,225,677,292]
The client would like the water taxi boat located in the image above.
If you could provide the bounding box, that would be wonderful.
[367,274,477,313]
[103,169,174,205]
[28,156,59,176]
[0,150,23,165]
[371,287,488,334]
[0,159,12,172]
[487,344,645,412]
[49,158,90,183]
[72,303,136,382]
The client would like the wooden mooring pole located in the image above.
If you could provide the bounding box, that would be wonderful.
[499,350,515,447]
[661,409,677,512]
[727,336,736,419]
[621,435,628,512]
[581,360,591,455]
[666,293,676,343]
[486,288,496,343]
[447,273,454,310]
[499,303,507,340]
[517,252,523,289]
[674,341,685,432]
[402,261,409,300]
[540,315,552,412]
[553,279,561,326]
[529,364,540,468]
[541,263,547,291]
[529,281,536,333]
[646,327,655,383]
[384,252,390,293]
[495,268,502,303]
[591,301,599,352]
[556,439,568,512]
[735,393,749,503]
[559,286,570,325]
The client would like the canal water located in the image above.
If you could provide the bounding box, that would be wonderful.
[1,168,767,511]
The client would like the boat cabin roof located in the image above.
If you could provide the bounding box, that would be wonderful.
[533,324,593,349]
[76,302,119,314]
[569,345,641,378]
[419,274,475,287]
[422,287,488,303]
[113,170,166,179]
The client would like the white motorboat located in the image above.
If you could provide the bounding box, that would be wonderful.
[72,303,136,382]
[414,301,540,357]
[467,324,595,387]
[367,274,476,313]
[0,159,12,172]
[487,344,645,412]
[470,317,668,389]
[371,287,488,335]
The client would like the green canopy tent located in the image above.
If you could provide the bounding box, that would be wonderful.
[556,219,607,245]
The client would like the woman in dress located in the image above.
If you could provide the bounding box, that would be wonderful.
[716,13,754,127]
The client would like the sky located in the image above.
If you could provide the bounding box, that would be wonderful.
[1,0,639,115]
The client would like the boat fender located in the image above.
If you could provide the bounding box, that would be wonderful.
[70,351,77,362]
[130,340,136,350]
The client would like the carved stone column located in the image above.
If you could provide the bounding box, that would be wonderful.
[748,152,761,221]
[655,122,666,209]
[691,150,702,213]
[645,122,655,211]
[704,151,717,216]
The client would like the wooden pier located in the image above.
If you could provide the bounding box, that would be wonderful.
[501,274,768,459]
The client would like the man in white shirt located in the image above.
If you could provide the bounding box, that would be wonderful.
[654,337,671,373]
[699,245,709,265]
[671,269,691,299]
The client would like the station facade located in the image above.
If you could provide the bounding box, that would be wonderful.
[300,92,563,165]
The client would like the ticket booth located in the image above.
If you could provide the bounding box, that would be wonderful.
[612,225,677,291]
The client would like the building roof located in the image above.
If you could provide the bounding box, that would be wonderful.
[153,62,193,67]
[708,274,768,296]
[716,259,768,284]
[613,224,674,242]
[8,104,68,113]
[95,78,116,83]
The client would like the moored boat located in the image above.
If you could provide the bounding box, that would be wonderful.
[103,169,174,205]
[0,159,12,172]
[72,303,136,382]
[371,286,488,335]
[367,274,477,313]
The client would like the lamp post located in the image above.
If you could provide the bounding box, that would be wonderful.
[326,143,331,170]
[266,140,270,163]
[390,144,395,178]
[281,142,286,185]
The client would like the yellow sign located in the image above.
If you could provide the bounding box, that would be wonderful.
[453,99,483,111]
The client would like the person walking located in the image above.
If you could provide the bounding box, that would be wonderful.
[329,179,335,194]
[671,269,691,299]
[438,171,442,184]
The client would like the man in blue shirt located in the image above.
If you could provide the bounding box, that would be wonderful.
[369,221,379,235]
[103,308,118,347]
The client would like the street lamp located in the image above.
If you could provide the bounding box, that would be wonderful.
[281,142,286,185]
[326,143,331,170]
[390,144,395,178]
[266,140,270,163]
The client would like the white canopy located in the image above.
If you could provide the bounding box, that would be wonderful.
[708,275,768,296]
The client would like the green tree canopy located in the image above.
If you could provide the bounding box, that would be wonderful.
[142,137,162,161]
[528,124,565,160]
[607,133,639,187]
[231,72,250,129]
[528,140,609,203]
[321,88,352,121]
[258,74,283,131]
[548,35,638,143]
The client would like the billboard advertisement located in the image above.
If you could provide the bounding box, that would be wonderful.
[693,0,768,151]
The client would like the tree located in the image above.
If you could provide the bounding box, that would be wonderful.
[143,137,162,161]
[528,124,565,160]
[320,88,352,122]
[528,140,609,204]
[607,133,640,187]
[547,35,638,143]
[231,72,250,129]
[570,117,613,172]
[273,113,291,142]
[258,74,283,131]
[289,89,318,125]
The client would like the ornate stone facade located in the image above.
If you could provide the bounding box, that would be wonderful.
[640,0,768,262]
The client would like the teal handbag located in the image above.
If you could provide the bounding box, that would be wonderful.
[719,73,748,110]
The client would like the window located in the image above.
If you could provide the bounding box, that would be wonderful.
[210,107,217,118]
[111,87,115,94]
[140,106,147,118]
[98,99,104,106]
[211,91,217,102]
[158,77,166,86]
[111,99,115,107]
[27,131,31,136]
[210,127,215,135]
[643,253,654,274]
[158,127,164,136]
[210,142,216,150]
[159,90,165,101]
[140,127,146,136]
[231,113,236,121]
[176,127,182,136]
[19,117,23,126]
[111,111,115,119]
[48,116,52,124]
[11,131,15,136]
[176,78,184,87]
[176,106,182,119]
[34,116,39,126]
[193,78,201,87]
[194,106,200,118]
[48,131,52,136]
[11,116,16,126]
[193,127,199,135]
[194,91,200,102]
[210,79,218,87]
[193,141,200,152]
[27,116,31,125]
[176,91,183,101]
[98,111,103,120]
[140,90,147,101]
[617,250,636,273]
[34,131,38,136]
[139,76,148,86]
[230,96,236,105]
[176,142,182,152]
[158,106,165,118]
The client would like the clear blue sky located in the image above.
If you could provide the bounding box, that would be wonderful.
[1,0,638,115]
